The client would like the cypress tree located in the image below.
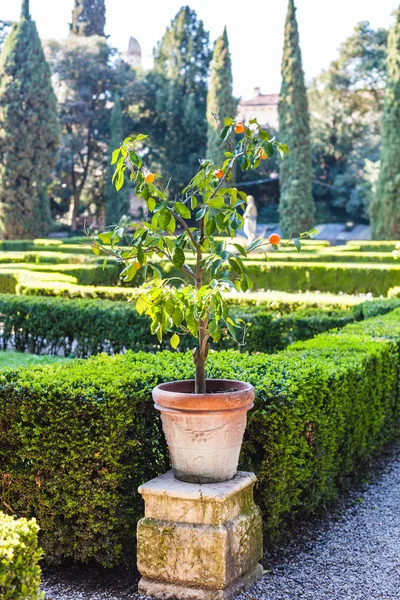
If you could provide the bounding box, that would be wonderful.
[153,6,211,196]
[206,27,237,166]
[370,8,400,239]
[70,0,106,37]
[0,0,59,239]
[278,0,315,237]
[105,93,130,226]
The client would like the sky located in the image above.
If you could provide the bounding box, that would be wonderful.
[2,0,398,98]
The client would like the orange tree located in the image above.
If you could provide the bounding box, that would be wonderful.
[89,117,313,392]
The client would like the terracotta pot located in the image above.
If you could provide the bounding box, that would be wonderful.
[152,379,255,484]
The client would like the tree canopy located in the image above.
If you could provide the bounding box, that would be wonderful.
[0,0,59,238]
[278,0,315,237]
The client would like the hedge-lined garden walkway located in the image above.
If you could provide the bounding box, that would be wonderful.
[41,448,400,599]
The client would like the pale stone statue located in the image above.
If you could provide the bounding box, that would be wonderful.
[243,195,258,242]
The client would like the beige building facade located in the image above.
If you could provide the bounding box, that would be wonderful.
[237,88,279,130]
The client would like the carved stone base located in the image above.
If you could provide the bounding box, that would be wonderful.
[138,563,263,600]
[137,471,263,599]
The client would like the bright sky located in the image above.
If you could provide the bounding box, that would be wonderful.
[2,0,398,98]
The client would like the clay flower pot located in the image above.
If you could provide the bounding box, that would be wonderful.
[152,379,255,484]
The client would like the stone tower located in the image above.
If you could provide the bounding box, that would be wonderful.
[124,36,142,68]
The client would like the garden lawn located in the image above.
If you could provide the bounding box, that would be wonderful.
[0,351,68,369]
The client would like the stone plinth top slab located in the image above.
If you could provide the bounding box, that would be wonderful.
[139,471,257,526]
[139,470,256,501]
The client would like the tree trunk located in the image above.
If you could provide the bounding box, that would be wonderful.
[194,218,207,394]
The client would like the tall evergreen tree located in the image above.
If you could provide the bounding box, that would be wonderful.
[0,0,59,239]
[70,0,106,37]
[152,6,211,196]
[206,27,237,167]
[370,8,400,239]
[278,0,315,237]
[105,93,130,225]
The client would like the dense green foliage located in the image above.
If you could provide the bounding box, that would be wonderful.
[46,35,135,231]
[278,0,315,236]
[0,294,359,357]
[206,28,237,166]
[70,0,106,37]
[0,0,59,239]
[0,252,400,296]
[310,22,386,221]
[151,6,211,196]
[1,309,400,565]
[370,8,400,239]
[0,512,43,599]
[105,93,130,226]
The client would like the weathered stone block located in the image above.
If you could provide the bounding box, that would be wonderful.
[137,470,263,599]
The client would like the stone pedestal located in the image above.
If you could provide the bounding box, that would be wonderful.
[137,471,263,600]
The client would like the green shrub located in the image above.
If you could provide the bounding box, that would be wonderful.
[388,286,400,299]
[0,295,356,357]
[1,309,400,566]
[345,240,398,252]
[260,251,398,263]
[242,261,400,295]
[0,512,43,600]
[0,263,119,287]
[0,273,18,294]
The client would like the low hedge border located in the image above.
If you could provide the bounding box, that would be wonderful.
[0,294,359,357]
[1,308,400,566]
[0,512,43,600]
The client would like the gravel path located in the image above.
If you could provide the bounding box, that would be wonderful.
[42,451,400,600]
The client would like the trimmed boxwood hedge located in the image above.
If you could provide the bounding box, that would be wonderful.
[1,309,400,566]
[0,294,357,356]
[0,512,43,599]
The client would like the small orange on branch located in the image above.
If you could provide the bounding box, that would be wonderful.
[234,121,245,134]
[145,173,155,184]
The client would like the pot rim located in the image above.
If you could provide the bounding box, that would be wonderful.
[152,378,255,412]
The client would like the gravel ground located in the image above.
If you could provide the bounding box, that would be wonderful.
[42,449,400,600]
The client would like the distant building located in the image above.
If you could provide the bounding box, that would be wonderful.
[237,88,279,130]
[123,36,142,68]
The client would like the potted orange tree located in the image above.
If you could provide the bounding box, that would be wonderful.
[89,118,309,483]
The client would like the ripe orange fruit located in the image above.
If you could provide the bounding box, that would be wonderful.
[145,173,155,184]
[269,233,281,245]
[214,169,224,179]
[259,148,268,160]
[234,121,245,134]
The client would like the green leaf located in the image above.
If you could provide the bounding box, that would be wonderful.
[232,243,247,257]
[196,206,207,220]
[111,148,120,165]
[220,124,233,142]
[170,333,180,349]
[136,296,147,315]
[224,117,234,126]
[120,261,138,282]
[148,197,156,212]
[205,219,216,236]
[116,168,125,191]
[172,307,183,326]
[98,232,113,245]
[172,247,185,269]
[207,197,225,209]
[190,196,198,210]
[135,134,148,141]
[292,238,301,253]
[175,202,191,219]
[186,306,198,337]
[159,209,171,230]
